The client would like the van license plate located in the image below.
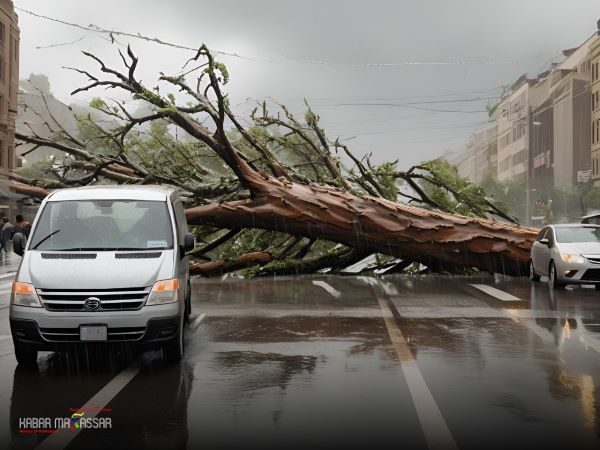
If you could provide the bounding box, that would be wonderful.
[80,326,107,341]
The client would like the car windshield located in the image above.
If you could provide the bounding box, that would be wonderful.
[554,227,600,244]
[29,200,173,251]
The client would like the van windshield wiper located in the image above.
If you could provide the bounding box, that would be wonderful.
[31,229,61,250]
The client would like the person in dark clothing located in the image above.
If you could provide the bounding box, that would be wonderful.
[14,215,31,238]
[1,217,14,253]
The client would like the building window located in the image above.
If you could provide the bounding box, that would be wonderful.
[594,120,600,144]
[0,22,4,44]
[0,140,4,169]
[7,145,13,170]
[499,132,510,149]
[594,62,600,82]
[0,56,4,81]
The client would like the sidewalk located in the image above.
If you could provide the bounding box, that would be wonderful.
[0,251,21,278]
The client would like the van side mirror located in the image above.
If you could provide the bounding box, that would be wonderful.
[539,238,550,246]
[183,233,195,254]
[12,232,26,256]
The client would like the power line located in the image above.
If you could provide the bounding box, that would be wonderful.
[15,6,539,69]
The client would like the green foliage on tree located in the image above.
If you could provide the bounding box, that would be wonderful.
[419,160,513,221]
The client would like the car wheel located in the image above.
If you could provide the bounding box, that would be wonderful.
[549,261,565,290]
[529,260,540,282]
[14,341,38,367]
[163,315,184,363]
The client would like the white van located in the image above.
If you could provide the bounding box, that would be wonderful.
[9,185,195,366]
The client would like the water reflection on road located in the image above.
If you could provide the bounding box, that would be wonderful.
[1,274,600,449]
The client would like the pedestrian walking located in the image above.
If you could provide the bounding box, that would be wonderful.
[15,214,31,238]
[1,217,14,254]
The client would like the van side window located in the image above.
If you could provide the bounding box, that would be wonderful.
[173,200,188,244]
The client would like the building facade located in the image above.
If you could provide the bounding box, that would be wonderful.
[455,124,497,183]
[532,38,593,189]
[592,34,600,186]
[0,0,19,219]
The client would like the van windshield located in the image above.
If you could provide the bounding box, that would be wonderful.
[29,200,174,251]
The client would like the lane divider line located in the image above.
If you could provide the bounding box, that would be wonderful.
[35,312,208,450]
[470,284,522,302]
[190,313,206,332]
[35,354,155,450]
[375,294,458,450]
[0,272,16,280]
[312,280,341,298]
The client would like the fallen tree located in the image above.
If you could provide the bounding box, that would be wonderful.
[12,45,538,276]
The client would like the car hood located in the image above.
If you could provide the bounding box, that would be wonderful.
[25,251,172,289]
[557,242,600,255]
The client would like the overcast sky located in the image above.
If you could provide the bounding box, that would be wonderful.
[14,0,600,168]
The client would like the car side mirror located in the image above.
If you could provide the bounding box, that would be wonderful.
[12,232,26,256]
[183,233,195,254]
[539,238,550,246]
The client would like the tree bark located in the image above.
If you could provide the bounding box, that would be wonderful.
[7,171,537,276]
[186,171,537,276]
[189,251,272,276]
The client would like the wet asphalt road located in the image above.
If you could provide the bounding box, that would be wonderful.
[0,269,599,449]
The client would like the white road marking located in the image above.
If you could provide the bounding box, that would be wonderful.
[190,313,206,331]
[312,280,341,298]
[470,284,522,301]
[376,295,458,450]
[34,313,207,450]
[0,272,16,280]
[35,352,158,450]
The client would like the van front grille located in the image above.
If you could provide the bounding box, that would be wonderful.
[39,326,146,342]
[37,287,150,312]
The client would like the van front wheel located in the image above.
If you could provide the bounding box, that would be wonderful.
[14,341,38,367]
[163,316,184,363]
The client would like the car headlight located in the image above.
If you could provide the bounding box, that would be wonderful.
[146,279,179,306]
[561,253,586,264]
[11,282,42,308]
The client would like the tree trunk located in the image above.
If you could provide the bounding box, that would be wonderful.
[186,170,537,276]
[7,170,537,276]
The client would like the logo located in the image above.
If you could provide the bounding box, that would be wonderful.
[84,297,101,311]
[17,408,112,434]
[70,411,85,430]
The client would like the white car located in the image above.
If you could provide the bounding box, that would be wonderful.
[529,224,600,289]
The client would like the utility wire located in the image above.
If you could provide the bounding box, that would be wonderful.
[16,6,533,68]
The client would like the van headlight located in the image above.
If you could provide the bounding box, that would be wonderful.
[11,282,42,308]
[561,253,585,264]
[146,279,179,305]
